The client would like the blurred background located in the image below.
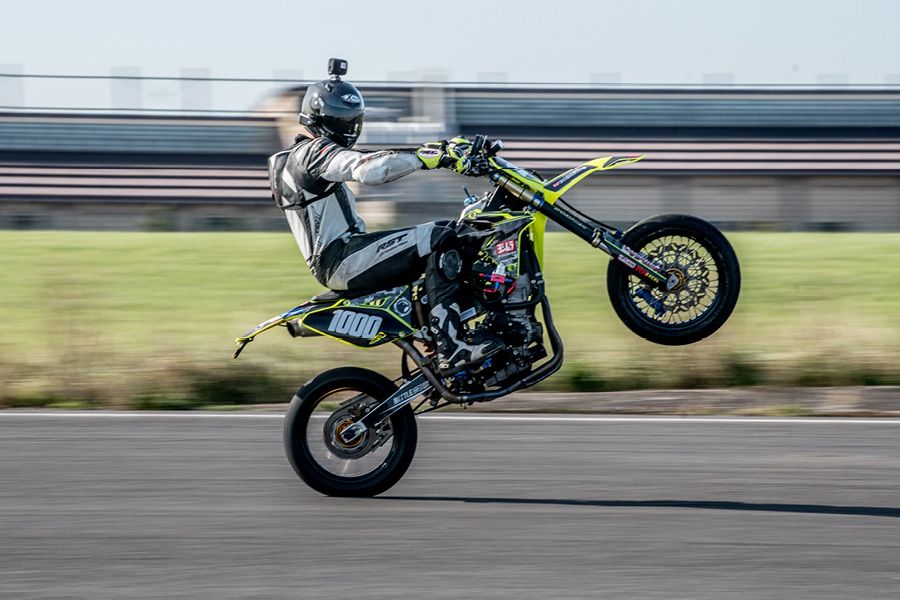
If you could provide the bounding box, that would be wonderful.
[2,0,899,409]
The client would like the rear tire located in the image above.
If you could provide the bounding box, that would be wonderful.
[283,367,417,497]
[606,214,740,345]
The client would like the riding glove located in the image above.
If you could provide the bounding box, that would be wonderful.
[415,141,446,170]
[416,136,486,176]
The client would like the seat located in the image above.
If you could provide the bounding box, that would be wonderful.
[310,288,377,303]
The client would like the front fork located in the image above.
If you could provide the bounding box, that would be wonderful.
[536,195,672,291]
[596,229,671,287]
[594,229,678,315]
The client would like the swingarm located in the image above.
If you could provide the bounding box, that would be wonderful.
[339,373,432,443]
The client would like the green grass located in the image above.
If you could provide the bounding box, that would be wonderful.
[2,230,899,407]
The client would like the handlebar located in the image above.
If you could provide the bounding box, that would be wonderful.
[469,134,504,157]
[437,134,506,171]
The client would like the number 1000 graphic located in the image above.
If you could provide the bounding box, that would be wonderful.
[327,310,383,340]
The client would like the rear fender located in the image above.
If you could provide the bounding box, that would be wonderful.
[233,302,326,358]
[233,285,417,357]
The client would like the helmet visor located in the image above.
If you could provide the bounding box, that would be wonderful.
[320,113,365,146]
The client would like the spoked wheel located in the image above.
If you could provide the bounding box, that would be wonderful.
[284,367,417,497]
[607,214,740,345]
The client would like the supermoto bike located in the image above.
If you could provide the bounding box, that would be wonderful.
[234,135,741,497]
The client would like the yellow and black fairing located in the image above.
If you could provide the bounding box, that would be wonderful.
[458,210,537,304]
[234,285,416,357]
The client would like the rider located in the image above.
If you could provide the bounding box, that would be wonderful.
[268,58,500,371]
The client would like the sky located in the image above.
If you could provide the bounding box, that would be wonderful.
[2,0,900,111]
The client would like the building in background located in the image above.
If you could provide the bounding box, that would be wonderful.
[2,84,900,231]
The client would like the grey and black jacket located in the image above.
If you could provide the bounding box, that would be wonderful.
[268,135,429,288]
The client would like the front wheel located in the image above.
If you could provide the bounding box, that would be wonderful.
[283,367,417,497]
[607,214,740,345]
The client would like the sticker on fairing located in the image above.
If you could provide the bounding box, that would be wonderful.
[392,297,412,317]
[494,239,517,255]
[327,310,383,340]
[547,165,592,190]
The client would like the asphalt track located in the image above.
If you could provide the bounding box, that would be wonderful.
[2,412,899,599]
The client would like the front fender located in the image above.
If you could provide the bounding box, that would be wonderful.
[542,155,646,202]
[526,155,645,261]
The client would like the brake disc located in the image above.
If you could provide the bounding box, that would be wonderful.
[634,239,714,318]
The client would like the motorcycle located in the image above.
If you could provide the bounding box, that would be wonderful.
[234,135,741,497]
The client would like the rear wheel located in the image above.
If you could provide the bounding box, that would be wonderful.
[606,214,740,345]
[283,367,417,497]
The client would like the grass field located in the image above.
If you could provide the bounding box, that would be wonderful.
[2,230,899,408]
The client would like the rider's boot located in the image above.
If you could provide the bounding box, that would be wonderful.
[429,300,502,372]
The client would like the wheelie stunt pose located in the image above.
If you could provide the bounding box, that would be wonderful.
[268,58,498,371]
[240,58,741,497]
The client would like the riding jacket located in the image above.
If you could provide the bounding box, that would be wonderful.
[269,135,435,289]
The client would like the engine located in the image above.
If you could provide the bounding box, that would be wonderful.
[478,273,547,387]
[458,220,547,389]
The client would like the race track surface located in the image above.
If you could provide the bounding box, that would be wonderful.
[1,412,899,599]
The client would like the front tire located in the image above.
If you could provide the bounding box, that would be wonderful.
[606,214,740,345]
[284,367,417,497]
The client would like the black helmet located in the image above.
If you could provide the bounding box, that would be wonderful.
[299,58,365,147]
